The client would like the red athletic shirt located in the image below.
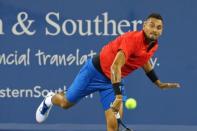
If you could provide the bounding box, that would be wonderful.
[100,31,158,79]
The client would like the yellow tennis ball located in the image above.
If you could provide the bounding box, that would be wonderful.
[125,98,137,110]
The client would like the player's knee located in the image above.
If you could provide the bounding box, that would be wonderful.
[106,117,118,131]
[107,122,118,131]
[60,100,73,109]
[60,102,68,109]
[105,109,119,131]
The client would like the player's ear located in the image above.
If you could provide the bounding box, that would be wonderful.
[159,28,163,36]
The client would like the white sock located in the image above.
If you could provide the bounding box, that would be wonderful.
[44,95,53,106]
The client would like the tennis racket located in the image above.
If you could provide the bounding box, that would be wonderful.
[115,113,133,131]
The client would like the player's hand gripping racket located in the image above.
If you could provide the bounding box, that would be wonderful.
[115,112,133,131]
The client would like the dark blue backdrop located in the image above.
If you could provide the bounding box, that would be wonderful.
[0,0,197,125]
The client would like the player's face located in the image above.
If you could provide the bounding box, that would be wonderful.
[143,18,163,41]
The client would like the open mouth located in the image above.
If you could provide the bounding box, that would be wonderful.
[150,33,158,38]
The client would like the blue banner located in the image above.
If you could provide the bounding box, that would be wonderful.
[0,0,197,126]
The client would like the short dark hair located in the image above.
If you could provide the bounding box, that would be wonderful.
[146,13,163,21]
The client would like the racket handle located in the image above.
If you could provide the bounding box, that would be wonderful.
[115,112,120,119]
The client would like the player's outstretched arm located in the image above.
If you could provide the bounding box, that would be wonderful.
[143,60,180,89]
[155,80,180,89]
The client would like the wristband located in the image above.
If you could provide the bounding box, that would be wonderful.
[112,82,122,95]
[146,69,159,83]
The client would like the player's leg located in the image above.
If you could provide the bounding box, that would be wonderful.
[36,59,94,123]
[99,81,126,131]
[51,91,74,109]
[105,103,123,131]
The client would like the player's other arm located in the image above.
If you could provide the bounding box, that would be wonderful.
[111,50,125,96]
[111,50,125,84]
[110,50,125,112]
[143,60,180,89]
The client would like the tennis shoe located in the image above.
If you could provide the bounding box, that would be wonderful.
[36,92,55,123]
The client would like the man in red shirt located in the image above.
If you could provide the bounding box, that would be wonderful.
[36,13,180,131]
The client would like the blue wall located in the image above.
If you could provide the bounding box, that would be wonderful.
[0,0,197,125]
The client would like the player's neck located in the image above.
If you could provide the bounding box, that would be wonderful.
[142,31,157,52]
[143,31,156,45]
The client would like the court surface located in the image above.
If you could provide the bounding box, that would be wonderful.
[0,124,197,131]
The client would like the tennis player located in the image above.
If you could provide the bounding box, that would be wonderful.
[36,13,180,131]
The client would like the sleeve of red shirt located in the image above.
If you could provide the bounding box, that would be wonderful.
[118,35,136,61]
